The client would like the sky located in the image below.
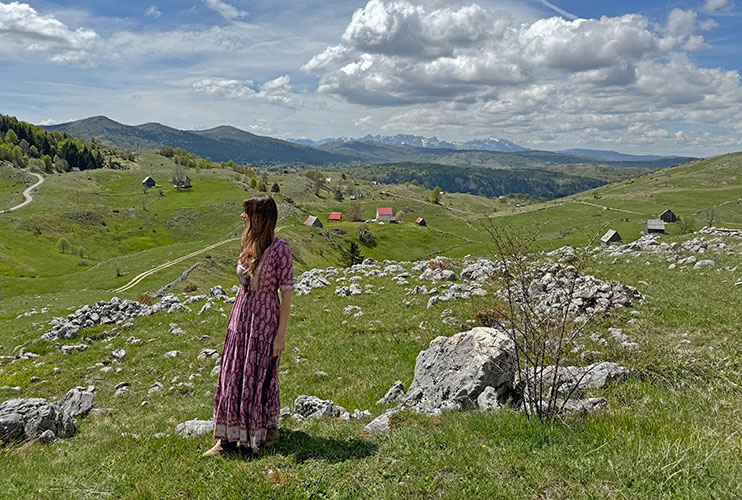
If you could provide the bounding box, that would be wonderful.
[1,0,741,156]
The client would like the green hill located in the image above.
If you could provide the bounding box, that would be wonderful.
[44,117,351,166]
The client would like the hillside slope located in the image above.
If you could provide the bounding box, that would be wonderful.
[44,117,350,166]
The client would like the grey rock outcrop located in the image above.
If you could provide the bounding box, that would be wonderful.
[0,397,79,443]
[403,327,517,413]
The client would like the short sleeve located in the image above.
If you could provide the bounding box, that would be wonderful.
[276,240,294,291]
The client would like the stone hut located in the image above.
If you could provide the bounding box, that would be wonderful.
[601,229,622,246]
[645,219,666,235]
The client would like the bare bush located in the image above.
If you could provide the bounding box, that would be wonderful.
[483,224,602,421]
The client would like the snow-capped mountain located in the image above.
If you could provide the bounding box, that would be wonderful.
[291,134,529,152]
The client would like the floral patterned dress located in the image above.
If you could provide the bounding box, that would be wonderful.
[212,237,293,451]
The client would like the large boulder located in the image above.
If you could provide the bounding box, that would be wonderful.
[56,386,95,418]
[403,327,517,413]
[0,398,78,442]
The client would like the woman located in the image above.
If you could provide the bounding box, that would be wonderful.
[203,194,293,456]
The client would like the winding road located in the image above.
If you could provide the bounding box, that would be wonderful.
[113,226,285,294]
[0,172,44,214]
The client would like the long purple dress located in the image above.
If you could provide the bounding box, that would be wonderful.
[212,237,294,451]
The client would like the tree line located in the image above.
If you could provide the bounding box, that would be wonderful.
[0,114,105,172]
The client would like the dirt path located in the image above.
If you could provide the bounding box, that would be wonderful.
[113,226,285,293]
[0,172,44,214]
[575,200,645,215]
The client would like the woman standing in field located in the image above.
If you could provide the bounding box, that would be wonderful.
[203,194,294,456]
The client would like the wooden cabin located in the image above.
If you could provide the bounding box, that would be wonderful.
[601,229,622,246]
[304,215,323,228]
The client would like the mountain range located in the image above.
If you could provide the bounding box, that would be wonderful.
[42,116,695,169]
[291,134,529,153]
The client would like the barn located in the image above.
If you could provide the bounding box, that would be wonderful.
[659,209,677,223]
[645,219,666,234]
[329,212,342,222]
[601,229,622,246]
[376,207,394,222]
[304,215,323,228]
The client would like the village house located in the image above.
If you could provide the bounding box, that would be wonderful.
[645,219,666,235]
[376,207,394,222]
[304,215,323,228]
[659,209,677,223]
[142,176,156,190]
[328,212,342,222]
[415,217,427,227]
[169,175,191,190]
[601,229,622,246]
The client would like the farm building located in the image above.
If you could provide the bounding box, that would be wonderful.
[601,229,622,246]
[142,176,156,189]
[376,207,394,222]
[329,212,342,222]
[415,217,427,227]
[659,209,677,223]
[169,175,191,189]
[645,219,666,234]
[304,215,323,228]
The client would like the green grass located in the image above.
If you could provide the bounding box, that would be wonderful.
[1,151,742,498]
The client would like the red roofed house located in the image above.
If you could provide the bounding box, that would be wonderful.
[376,207,394,222]
[329,212,342,222]
[415,217,427,227]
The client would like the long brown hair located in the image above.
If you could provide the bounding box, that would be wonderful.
[238,195,278,276]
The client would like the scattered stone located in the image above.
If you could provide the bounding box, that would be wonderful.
[377,381,405,405]
[197,348,219,362]
[476,386,501,411]
[60,344,88,355]
[364,407,401,434]
[293,395,346,419]
[38,429,57,444]
[164,350,181,358]
[694,259,715,269]
[111,349,126,360]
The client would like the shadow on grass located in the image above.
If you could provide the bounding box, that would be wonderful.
[225,429,378,464]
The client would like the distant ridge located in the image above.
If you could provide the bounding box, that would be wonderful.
[43,116,351,165]
[558,148,695,163]
[291,133,530,153]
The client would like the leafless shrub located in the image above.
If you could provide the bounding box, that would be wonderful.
[483,223,603,421]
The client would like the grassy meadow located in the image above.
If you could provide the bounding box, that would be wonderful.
[1,151,741,498]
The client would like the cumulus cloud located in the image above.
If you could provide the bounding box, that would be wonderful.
[702,0,733,13]
[192,75,299,108]
[304,1,720,106]
[203,0,247,21]
[300,0,742,153]
[0,1,98,64]
[144,5,162,18]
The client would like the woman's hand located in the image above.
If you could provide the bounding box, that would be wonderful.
[272,334,285,358]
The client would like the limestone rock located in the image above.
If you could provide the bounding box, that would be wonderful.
[403,327,516,413]
[377,380,405,405]
[293,395,346,419]
[56,386,95,418]
[174,418,214,437]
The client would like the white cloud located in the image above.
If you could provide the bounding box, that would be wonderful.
[353,115,373,128]
[144,5,162,19]
[0,1,98,64]
[192,75,299,108]
[702,0,733,13]
[203,0,246,21]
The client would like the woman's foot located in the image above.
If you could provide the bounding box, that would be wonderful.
[264,428,280,446]
[202,439,236,457]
